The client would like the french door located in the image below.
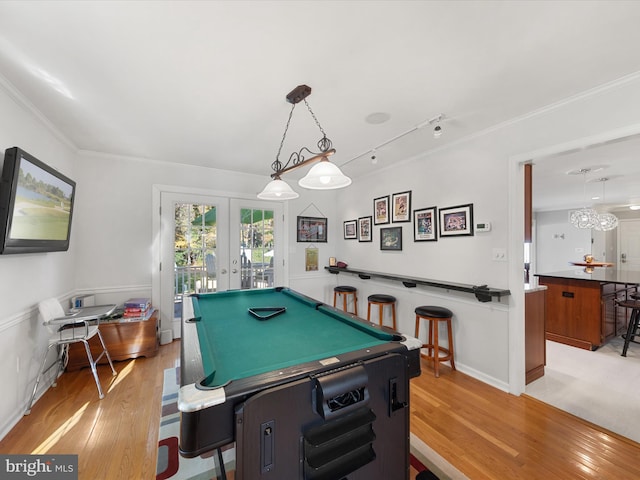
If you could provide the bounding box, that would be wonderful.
[159,192,282,336]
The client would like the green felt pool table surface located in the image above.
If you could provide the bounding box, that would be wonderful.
[190,287,395,388]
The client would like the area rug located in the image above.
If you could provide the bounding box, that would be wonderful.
[156,367,460,480]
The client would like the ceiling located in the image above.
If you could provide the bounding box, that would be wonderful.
[0,1,639,210]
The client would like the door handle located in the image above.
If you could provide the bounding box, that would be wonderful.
[221,269,228,274]
[231,269,238,274]
[621,253,627,263]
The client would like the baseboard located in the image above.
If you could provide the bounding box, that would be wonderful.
[455,362,510,393]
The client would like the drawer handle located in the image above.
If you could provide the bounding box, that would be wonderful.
[562,291,575,298]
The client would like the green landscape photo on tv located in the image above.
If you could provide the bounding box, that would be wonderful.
[0,147,75,254]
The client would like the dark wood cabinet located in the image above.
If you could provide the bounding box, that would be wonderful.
[525,288,546,384]
[66,310,159,371]
[538,275,637,350]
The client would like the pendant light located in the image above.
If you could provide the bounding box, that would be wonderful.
[570,168,599,229]
[593,178,618,231]
[257,85,350,200]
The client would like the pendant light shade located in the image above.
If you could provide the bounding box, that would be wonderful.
[569,168,599,229]
[298,158,352,190]
[257,178,299,200]
[594,212,619,231]
[570,208,599,229]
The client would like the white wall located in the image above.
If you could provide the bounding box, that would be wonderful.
[333,73,640,394]
[0,81,79,437]
[285,190,339,303]
[74,152,295,328]
[535,210,592,273]
[534,209,640,275]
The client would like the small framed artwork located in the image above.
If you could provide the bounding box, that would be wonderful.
[358,216,372,242]
[344,220,357,239]
[373,195,390,225]
[392,191,411,222]
[297,216,328,242]
[380,226,402,251]
[305,246,319,271]
[439,204,474,237]
[414,207,437,242]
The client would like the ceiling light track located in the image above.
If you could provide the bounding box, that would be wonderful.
[341,113,446,168]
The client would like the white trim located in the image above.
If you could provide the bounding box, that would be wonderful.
[456,363,510,393]
[0,291,74,332]
[0,72,77,151]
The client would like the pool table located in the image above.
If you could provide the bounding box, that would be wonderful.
[179,287,421,479]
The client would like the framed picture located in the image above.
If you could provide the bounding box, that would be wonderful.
[392,191,411,222]
[414,207,437,242]
[297,216,327,242]
[358,216,372,242]
[373,195,390,225]
[344,220,357,239]
[305,246,319,271]
[439,204,474,237]
[380,226,402,251]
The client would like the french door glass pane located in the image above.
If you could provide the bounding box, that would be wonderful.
[239,208,275,289]
[174,203,217,297]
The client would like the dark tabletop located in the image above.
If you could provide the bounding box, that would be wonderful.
[536,268,640,284]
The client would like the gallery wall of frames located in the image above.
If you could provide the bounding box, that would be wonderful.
[343,190,474,251]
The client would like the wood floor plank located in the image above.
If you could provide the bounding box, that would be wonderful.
[412,360,640,479]
[2,343,640,479]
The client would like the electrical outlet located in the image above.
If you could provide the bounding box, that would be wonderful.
[492,248,507,261]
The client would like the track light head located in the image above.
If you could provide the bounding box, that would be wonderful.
[427,113,444,138]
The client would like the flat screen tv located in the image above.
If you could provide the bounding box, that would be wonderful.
[0,147,76,254]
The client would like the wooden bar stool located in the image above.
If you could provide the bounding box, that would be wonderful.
[333,286,358,315]
[414,305,455,377]
[367,294,396,330]
[618,295,640,357]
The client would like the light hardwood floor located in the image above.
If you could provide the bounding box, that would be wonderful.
[0,341,179,479]
[2,342,640,479]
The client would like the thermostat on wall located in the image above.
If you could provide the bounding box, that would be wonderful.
[476,222,491,232]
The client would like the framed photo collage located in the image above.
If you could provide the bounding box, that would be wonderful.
[344,190,474,250]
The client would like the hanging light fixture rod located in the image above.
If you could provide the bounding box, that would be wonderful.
[270,149,336,179]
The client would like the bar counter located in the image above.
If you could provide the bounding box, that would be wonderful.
[536,268,640,285]
[535,268,640,350]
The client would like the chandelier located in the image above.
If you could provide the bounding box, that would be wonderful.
[257,85,351,200]
[569,168,599,229]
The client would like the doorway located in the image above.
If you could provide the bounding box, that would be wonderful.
[158,191,283,338]
[519,131,640,442]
